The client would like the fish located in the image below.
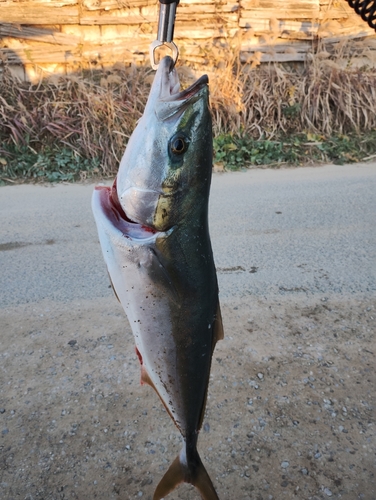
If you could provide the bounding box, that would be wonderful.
[91,55,223,500]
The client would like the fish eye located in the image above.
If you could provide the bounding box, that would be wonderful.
[170,135,189,156]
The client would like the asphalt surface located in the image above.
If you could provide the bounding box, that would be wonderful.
[1,163,375,308]
[0,163,375,500]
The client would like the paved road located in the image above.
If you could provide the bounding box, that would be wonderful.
[1,163,375,308]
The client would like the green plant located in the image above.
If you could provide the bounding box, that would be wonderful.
[213,131,376,170]
[0,145,100,184]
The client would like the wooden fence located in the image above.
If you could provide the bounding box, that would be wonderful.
[1,0,375,80]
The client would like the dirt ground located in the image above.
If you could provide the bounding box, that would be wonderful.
[0,291,375,500]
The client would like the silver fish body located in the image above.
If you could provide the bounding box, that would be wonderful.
[92,56,223,500]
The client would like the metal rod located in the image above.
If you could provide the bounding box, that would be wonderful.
[150,0,180,70]
[157,2,177,43]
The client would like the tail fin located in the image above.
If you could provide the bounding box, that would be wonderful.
[153,447,219,500]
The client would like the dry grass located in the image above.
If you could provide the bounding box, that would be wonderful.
[199,36,376,137]
[0,64,153,176]
[237,60,376,138]
[1,39,376,177]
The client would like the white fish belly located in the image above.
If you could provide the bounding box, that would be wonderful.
[92,189,185,429]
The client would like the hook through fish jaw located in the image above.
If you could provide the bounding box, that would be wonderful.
[150,40,179,71]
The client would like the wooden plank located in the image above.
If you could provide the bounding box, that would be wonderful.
[318,17,375,37]
[240,41,310,62]
[240,10,319,22]
[179,2,239,14]
[0,3,79,24]
[0,45,145,65]
[319,0,354,19]
[241,40,311,52]
[61,24,102,41]
[319,9,356,20]
[96,24,143,40]
[1,38,245,67]
[240,37,310,61]
[240,0,319,19]
[1,0,374,69]
[81,1,239,24]
[80,9,238,25]
[80,6,154,25]
[320,31,376,42]
[241,51,307,62]
[280,21,319,39]
[0,0,77,5]
[82,0,156,10]
[86,43,148,61]
[80,14,156,25]
[97,21,228,39]
[239,18,318,37]
[0,38,151,65]
[0,46,79,64]
[82,0,230,9]
[3,37,374,67]
[175,25,238,39]
[180,0,229,4]
[0,23,80,45]
[240,0,318,8]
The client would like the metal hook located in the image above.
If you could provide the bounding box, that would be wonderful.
[150,0,179,70]
[149,40,179,71]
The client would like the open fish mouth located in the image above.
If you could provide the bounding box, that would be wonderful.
[152,55,209,107]
[173,73,209,100]
[94,179,160,241]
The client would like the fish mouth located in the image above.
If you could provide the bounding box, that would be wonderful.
[173,73,209,100]
[143,56,209,122]
[95,179,160,241]
[158,56,209,102]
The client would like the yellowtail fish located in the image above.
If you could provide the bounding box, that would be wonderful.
[92,56,223,499]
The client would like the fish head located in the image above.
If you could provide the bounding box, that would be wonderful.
[117,56,212,232]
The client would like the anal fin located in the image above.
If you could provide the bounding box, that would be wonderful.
[136,347,178,429]
[213,303,224,348]
[141,364,155,388]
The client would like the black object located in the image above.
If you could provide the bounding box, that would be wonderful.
[157,0,180,43]
[346,0,376,30]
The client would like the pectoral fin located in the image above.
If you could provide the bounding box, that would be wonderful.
[147,247,180,305]
[107,272,120,303]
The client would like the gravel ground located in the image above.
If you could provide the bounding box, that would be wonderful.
[0,164,375,500]
[1,295,375,500]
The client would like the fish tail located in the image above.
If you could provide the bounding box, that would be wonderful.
[153,446,219,500]
[190,453,220,500]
